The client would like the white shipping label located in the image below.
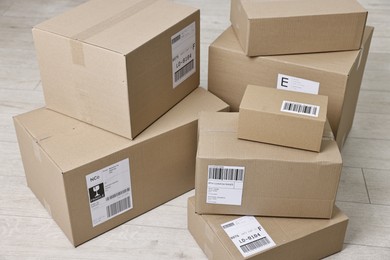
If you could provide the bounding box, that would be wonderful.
[171,21,196,88]
[86,158,133,227]
[206,165,245,206]
[281,100,320,117]
[221,216,276,257]
[277,74,320,94]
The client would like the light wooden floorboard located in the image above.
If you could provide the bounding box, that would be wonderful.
[1,0,390,259]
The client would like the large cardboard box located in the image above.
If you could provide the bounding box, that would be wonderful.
[33,0,200,139]
[195,112,342,219]
[188,197,348,260]
[208,26,374,149]
[230,0,367,56]
[238,85,328,152]
[13,88,228,246]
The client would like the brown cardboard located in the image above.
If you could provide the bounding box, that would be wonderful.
[13,88,229,246]
[208,26,374,149]
[32,0,200,139]
[238,85,328,152]
[230,0,367,56]
[195,112,342,218]
[188,197,348,260]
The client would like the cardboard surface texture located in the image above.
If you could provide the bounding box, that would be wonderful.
[230,0,367,56]
[13,88,229,246]
[33,0,200,139]
[208,26,374,149]
[195,112,342,218]
[188,197,348,260]
[238,85,328,152]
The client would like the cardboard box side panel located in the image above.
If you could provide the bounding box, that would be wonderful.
[32,28,131,138]
[13,117,74,244]
[188,198,234,260]
[230,0,249,54]
[64,121,198,246]
[336,26,374,149]
[247,13,366,56]
[127,11,200,138]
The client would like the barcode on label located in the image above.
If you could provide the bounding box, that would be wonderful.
[281,100,320,117]
[208,166,244,181]
[106,196,131,218]
[174,59,194,82]
[240,237,271,253]
[106,187,130,201]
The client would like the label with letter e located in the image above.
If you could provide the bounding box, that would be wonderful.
[86,158,133,227]
[277,73,319,94]
[221,216,276,257]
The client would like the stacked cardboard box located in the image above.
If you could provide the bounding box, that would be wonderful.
[189,0,373,258]
[14,0,230,246]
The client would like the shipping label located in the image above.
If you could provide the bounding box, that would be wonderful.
[277,73,320,94]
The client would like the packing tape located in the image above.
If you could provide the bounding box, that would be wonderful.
[70,0,159,65]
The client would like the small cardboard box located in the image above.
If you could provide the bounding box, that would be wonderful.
[208,26,374,149]
[195,112,342,219]
[13,88,229,246]
[33,0,200,139]
[238,85,328,152]
[230,0,367,56]
[188,197,348,260]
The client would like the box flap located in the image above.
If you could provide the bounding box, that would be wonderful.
[14,88,228,172]
[211,26,373,75]
[197,112,341,163]
[34,0,198,54]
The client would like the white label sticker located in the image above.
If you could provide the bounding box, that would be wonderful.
[277,74,320,94]
[86,158,133,227]
[206,165,245,206]
[281,100,320,117]
[171,21,196,88]
[222,216,276,257]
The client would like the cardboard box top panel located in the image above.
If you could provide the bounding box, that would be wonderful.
[198,112,340,163]
[34,0,199,54]
[188,197,348,259]
[241,0,366,19]
[240,85,328,122]
[14,88,228,172]
[211,26,374,75]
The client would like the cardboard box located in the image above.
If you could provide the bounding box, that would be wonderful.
[230,0,367,56]
[33,0,200,139]
[188,197,348,260]
[195,112,342,218]
[208,26,374,149]
[13,88,228,246]
[238,85,328,152]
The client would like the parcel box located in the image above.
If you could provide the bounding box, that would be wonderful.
[188,197,348,260]
[238,85,328,152]
[208,26,374,149]
[230,0,367,56]
[13,88,228,246]
[33,0,200,139]
[195,112,342,218]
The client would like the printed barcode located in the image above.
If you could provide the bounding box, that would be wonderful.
[106,196,131,218]
[240,237,271,253]
[174,59,194,82]
[222,222,235,229]
[281,101,319,117]
[171,34,181,45]
[106,187,130,201]
[208,166,244,181]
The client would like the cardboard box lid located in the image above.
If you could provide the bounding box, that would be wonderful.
[34,0,199,54]
[188,197,348,259]
[198,112,340,163]
[241,0,366,19]
[211,26,374,75]
[14,88,228,172]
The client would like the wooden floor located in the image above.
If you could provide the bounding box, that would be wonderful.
[1,0,389,259]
